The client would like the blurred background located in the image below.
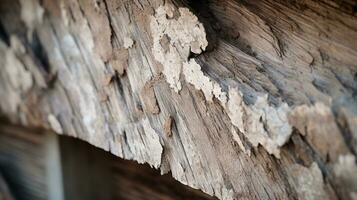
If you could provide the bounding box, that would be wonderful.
[0,123,215,200]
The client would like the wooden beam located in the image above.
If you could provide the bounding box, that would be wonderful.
[0,0,356,199]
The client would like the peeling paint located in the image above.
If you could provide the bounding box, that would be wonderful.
[227,89,291,157]
[123,37,134,49]
[150,4,208,92]
[149,3,352,159]
[227,89,245,132]
[150,5,226,103]
[183,59,226,103]
[150,4,293,158]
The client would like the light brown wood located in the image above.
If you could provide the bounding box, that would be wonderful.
[0,0,356,199]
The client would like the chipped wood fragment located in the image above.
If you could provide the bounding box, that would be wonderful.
[78,0,112,61]
[102,74,115,86]
[111,48,129,76]
[289,103,349,161]
[141,81,160,114]
[47,114,63,134]
[142,118,163,168]
[164,116,174,137]
[231,126,250,156]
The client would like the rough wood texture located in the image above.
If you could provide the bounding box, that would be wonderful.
[0,0,356,199]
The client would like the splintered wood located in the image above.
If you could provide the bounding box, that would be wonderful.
[164,116,174,137]
[0,0,356,199]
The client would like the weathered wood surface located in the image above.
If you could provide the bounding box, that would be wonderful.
[0,0,356,199]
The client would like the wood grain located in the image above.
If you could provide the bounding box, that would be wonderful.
[0,0,356,199]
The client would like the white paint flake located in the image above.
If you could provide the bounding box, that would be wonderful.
[183,59,224,101]
[150,4,293,158]
[227,89,245,132]
[123,36,134,49]
[150,5,208,92]
[226,89,292,158]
